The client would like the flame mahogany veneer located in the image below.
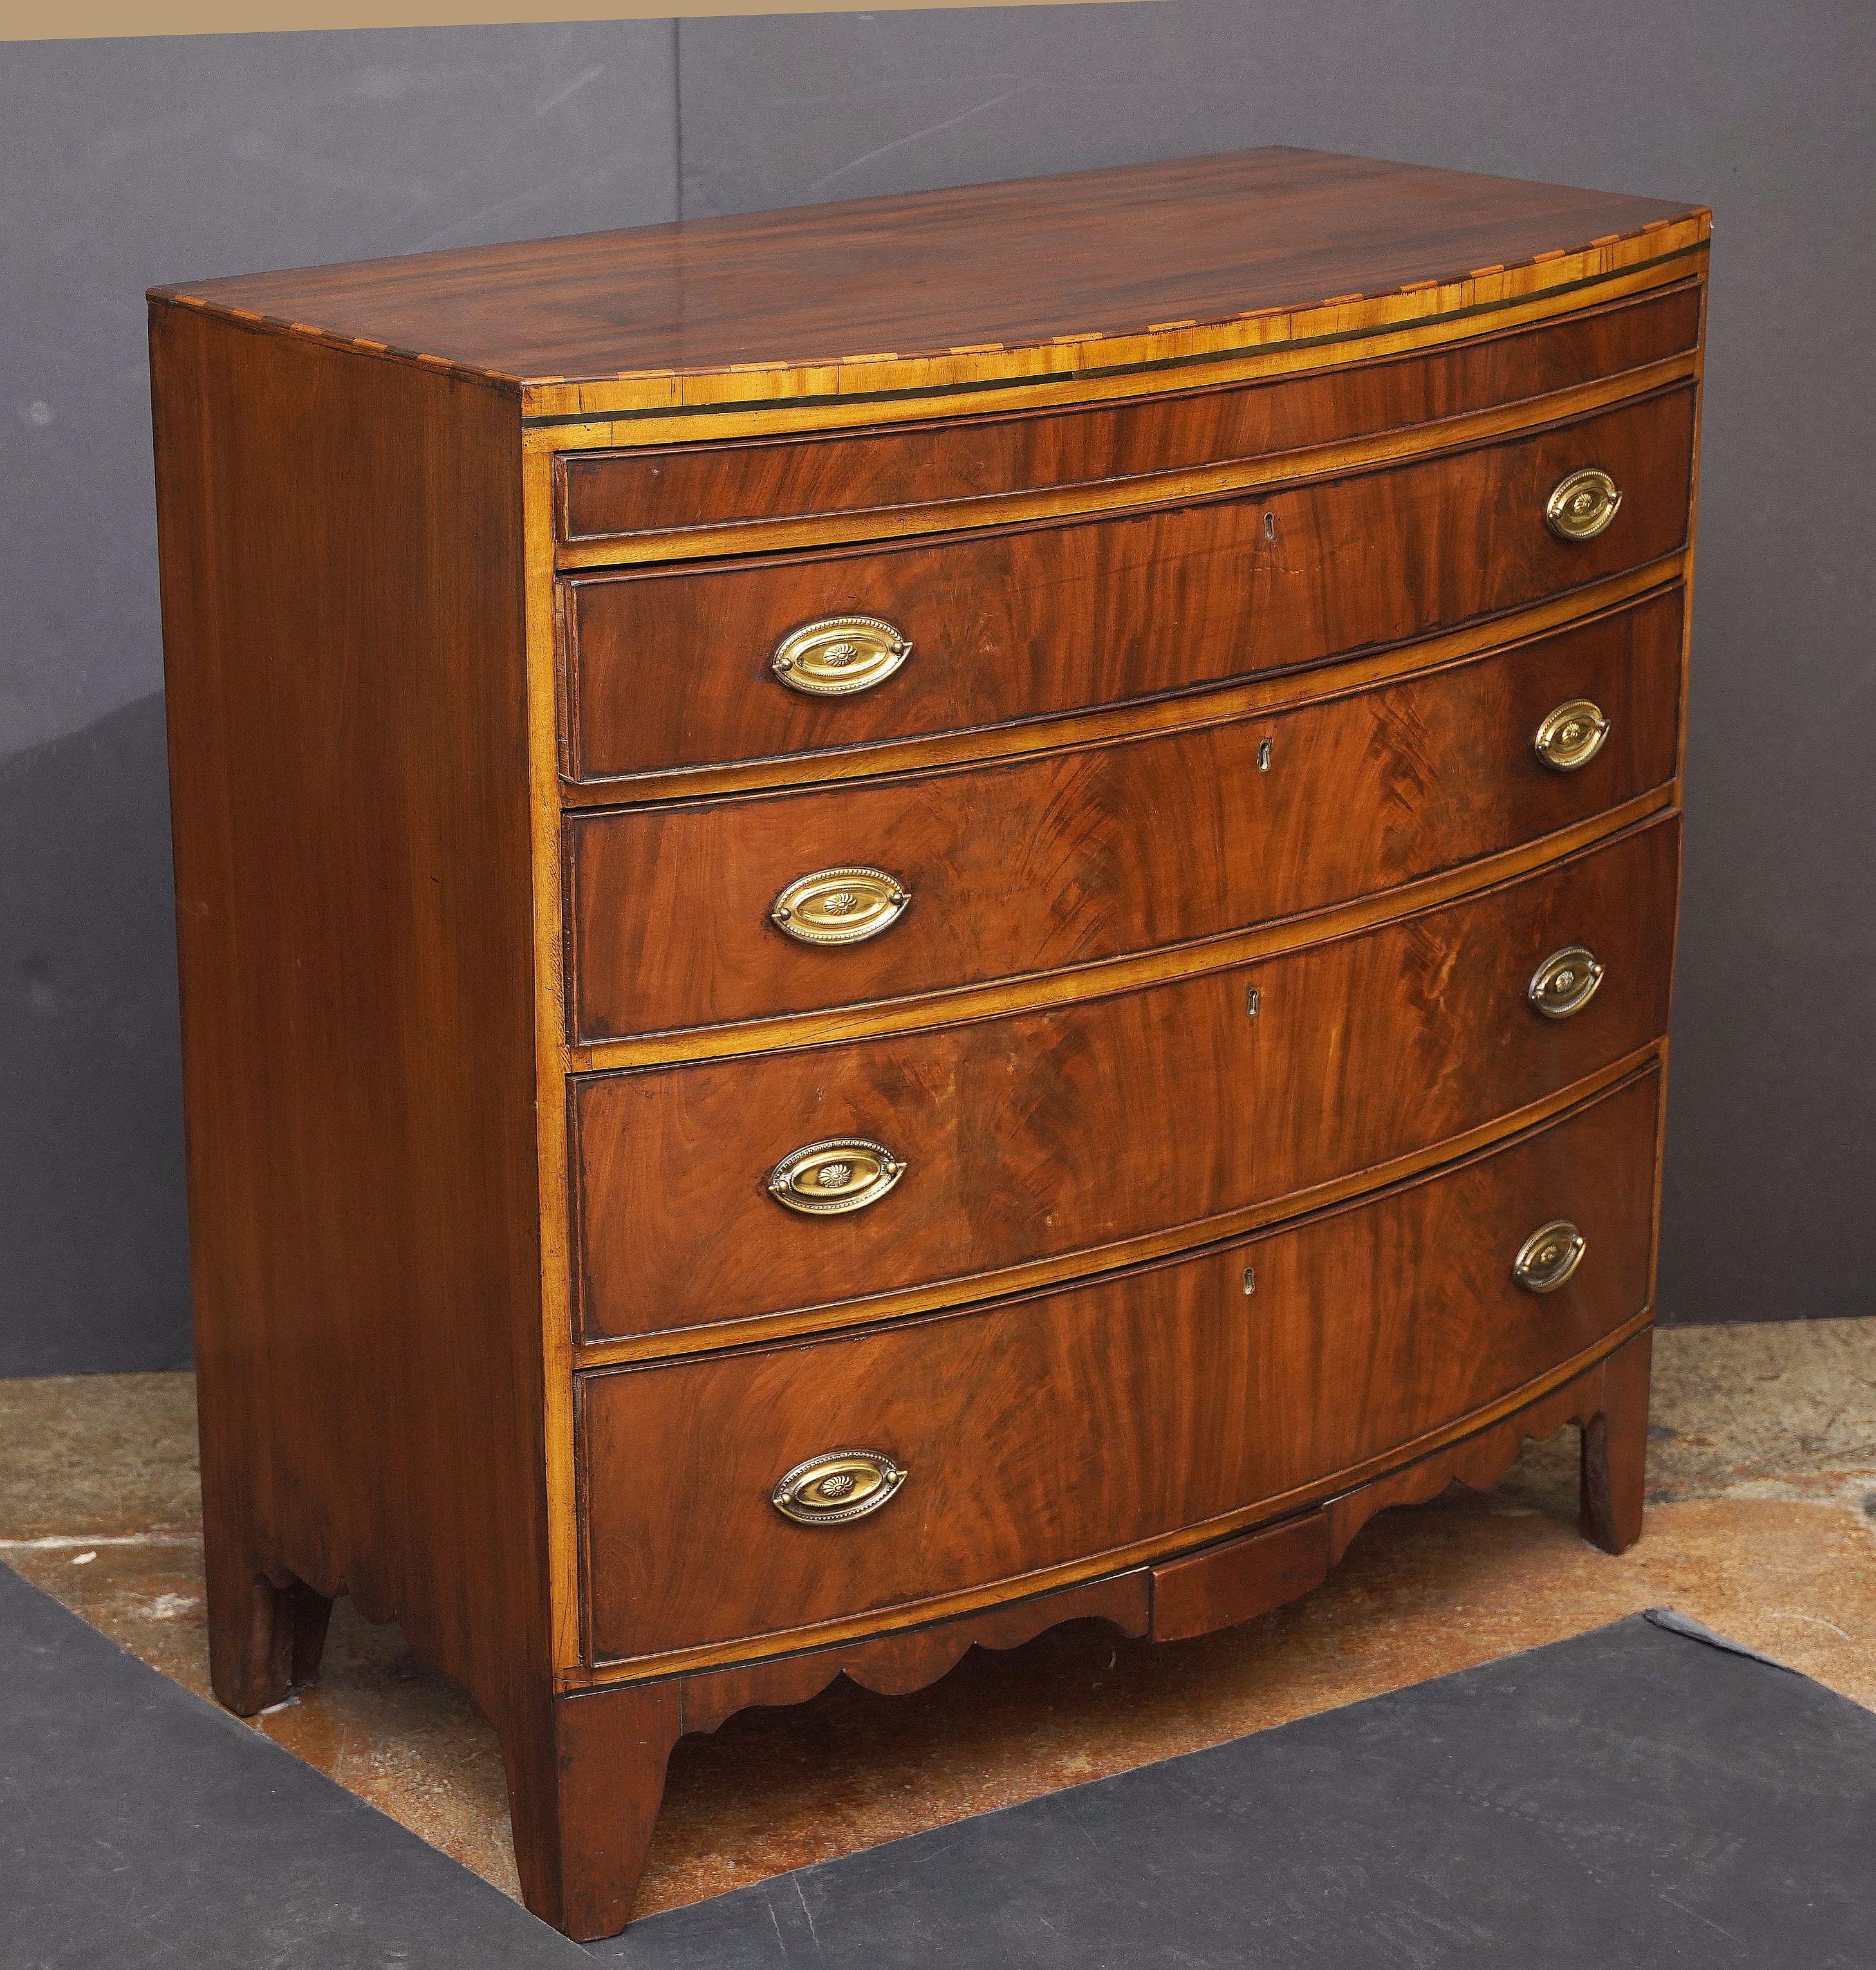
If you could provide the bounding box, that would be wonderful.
[573,822,1680,1343]
[151,148,1706,1939]
[561,387,1695,783]
[566,591,1686,1042]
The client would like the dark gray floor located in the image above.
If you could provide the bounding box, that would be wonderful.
[0,1561,584,1969]
[8,1556,1873,1969]
[592,1612,1876,1970]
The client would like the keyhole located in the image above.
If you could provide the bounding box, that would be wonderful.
[1258,738,1274,772]
[1242,1266,1257,1296]
[1263,512,1276,542]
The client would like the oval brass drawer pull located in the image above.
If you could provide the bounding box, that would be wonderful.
[1545,467,1622,542]
[771,615,911,696]
[1514,1219,1587,1294]
[1528,945,1605,1020]
[771,866,910,945]
[771,1448,907,1525]
[1534,698,1611,772]
[767,1137,906,1215]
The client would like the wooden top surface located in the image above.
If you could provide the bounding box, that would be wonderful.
[154,148,1704,395]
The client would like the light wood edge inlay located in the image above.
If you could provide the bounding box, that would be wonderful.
[1676,279,1709,796]
[572,1030,1669,1370]
[557,559,1684,810]
[569,790,1676,1074]
[518,220,1709,431]
[535,259,1700,461]
[565,1162,1661,1686]
[550,348,1698,569]
[1640,272,1707,1318]
[521,446,583,1677]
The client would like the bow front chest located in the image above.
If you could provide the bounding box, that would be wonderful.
[151,148,1707,1938]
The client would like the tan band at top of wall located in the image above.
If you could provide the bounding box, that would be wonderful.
[0,0,1151,41]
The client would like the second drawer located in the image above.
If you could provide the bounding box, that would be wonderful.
[571,817,1678,1344]
[561,387,1694,785]
[567,588,1681,1043]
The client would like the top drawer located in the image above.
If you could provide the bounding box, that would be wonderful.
[556,283,1700,554]
[560,386,1696,786]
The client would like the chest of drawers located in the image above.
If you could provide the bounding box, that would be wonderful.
[150,147,1707,1938]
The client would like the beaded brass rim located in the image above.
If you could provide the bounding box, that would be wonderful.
[770,866,911,945]
[770,615,912,696]
[770,1449,907,1526]
[1528,945,1606,1020]
[1545,468,1622,542]
[1534,698,1611,772]
[766,1137,907,1215]
[1513,1220,1588,1294]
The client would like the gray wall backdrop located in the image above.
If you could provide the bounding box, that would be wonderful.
[3,1,1871,1371]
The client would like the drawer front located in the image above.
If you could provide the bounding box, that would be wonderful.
[573,819,1678,1343]
[558,283,1700,548]
[569,588,1682,1043]
[580,1068,1661,1663]
[562,386,1695,784]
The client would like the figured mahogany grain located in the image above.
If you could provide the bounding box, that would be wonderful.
[1136,1315,1653,1646]
[579,1070,1661,1662]
[562,387,1695,783]
[560,283,1700,545]
[573,819,1677,1342]
[156,149,1701,385]
[568,588,1682,1042]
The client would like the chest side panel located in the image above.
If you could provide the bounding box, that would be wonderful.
[152,306,548,1729]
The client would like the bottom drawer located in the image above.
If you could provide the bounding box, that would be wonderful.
[579,1068,1660,1666]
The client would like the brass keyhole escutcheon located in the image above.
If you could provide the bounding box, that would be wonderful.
[770,1449,907,1525]
[1528,945,1605,1021]
[1513,1220,1587,1294]
[766,1137,907,1216]
[1534,698,1611,773]
[771,866,911,945]
[1545,468,1622,542]
[770,615,912,696]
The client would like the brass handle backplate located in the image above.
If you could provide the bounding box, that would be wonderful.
[767,1137,906,1215]
[771,615,912,696]
[1534,698,1611,772]
[1514,1220,1587,1294]
[771,866,910,945]
[1528,945,1605,1020]
[771,1448,907,1526]
[1546,468,1622,542]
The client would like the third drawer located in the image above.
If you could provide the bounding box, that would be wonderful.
[571,815,1678,1344]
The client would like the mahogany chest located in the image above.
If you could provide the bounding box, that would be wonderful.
[149,148,1707,1937]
